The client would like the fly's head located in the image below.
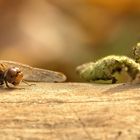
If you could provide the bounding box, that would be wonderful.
[4,67,23,86]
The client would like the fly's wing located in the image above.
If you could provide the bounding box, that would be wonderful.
[0,60,67,82]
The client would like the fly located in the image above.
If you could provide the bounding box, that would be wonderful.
[0,60,67,88]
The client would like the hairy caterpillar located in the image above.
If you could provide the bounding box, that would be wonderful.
[76,55,140,83]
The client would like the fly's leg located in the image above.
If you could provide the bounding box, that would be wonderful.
[4,79,10,88]
[22,80,35,86]
[0,81,4,85]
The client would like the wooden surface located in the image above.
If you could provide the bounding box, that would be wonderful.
[0,82,140,140]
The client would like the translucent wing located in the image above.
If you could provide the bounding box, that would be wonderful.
[0,60,67,82]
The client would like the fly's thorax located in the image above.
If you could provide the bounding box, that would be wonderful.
[0,70,4,84]
[0,64,7,84]
[4,67,23,85]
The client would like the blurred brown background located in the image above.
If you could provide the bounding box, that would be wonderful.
[1,0,140,81]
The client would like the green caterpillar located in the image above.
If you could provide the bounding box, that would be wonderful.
[76,55,140,83]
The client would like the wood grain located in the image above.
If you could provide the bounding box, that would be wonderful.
[0,82,140,140]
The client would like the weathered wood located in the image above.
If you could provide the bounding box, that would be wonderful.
[0,82,140,140]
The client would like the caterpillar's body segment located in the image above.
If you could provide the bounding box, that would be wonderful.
[76,55,140,83]
[133,43,140,63]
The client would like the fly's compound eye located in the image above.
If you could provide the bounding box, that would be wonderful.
[6,67,23,85]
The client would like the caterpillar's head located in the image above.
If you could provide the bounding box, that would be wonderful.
[133,43,140,63]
